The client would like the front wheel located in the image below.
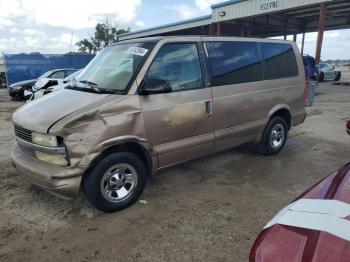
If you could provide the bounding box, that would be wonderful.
[318,72,324,82]
[334,72,341,81]
[82,152,146,212]
[259,116,288,155]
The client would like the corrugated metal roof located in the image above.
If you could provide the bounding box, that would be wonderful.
[211,0,248,9]
[118,15,211,40]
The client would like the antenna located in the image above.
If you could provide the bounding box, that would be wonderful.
[68,31,73,70]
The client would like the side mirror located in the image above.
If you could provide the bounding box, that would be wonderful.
[140,78,172,95]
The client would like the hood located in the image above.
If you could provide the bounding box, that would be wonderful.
[12,89,110,133]
[10,79,37,88]
[251,163,350,262]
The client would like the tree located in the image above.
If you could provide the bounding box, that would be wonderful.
[76,39,94,54]
[76,19,129,54]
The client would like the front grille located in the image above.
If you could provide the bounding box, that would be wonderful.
[14,124,32,143]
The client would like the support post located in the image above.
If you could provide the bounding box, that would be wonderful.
[293,34,297,42]
[301,32,305,55]
[209,23,216,36]
[283,18,288,40]
[315,4,327,65]
[216,22,221,36]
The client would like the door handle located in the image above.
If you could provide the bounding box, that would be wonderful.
[205,101,212,117]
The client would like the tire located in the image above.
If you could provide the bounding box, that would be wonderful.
[82,152,146,212]
[318,72,324,82]
[334,72,341,81]
[259,116,288,155]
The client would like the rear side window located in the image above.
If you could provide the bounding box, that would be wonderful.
[206,41,263,86]
[50,71,65,79]
[66,70,77,77]
[261,43,298,79]
[148,43,202,92]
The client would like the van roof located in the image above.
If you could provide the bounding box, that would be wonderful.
[110,35,295,46]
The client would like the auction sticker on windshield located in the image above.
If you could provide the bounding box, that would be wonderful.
[127,47,148,56]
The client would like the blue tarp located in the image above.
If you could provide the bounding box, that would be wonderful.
[4,53,94,85]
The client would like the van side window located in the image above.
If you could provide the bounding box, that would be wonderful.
[148,44,202,92]
[206,41,263,86]
[261,43,298,79]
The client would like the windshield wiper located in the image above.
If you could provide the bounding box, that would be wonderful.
[78,80,118,94]
[77,80,102,93]
[78,80,98,87]
[66,79,117,94]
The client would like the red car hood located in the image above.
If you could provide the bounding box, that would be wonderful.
[250,163,350,262]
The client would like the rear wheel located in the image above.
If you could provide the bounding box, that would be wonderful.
[259,116,288,155]
[334,72,341,81]
[83,152,146,212]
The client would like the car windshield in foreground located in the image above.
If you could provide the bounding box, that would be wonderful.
[73,42,154,93]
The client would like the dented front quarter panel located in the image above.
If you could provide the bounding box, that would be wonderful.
[49,94,155,174]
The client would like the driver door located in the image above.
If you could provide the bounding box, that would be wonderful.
[139,43,214,168]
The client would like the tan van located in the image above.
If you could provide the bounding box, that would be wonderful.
[11,36,306,212]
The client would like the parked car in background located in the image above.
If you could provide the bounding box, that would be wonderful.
[250,120,350,262]
[8,78,37,100]
[11,36,306,212]
[24,69,82,101]
[302,55,318,81]
[318,63,341,82]
[9,68,78,100]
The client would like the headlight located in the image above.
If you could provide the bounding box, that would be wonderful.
[32,132,58,147]
[35,151,68,166]
[13,85,23,90]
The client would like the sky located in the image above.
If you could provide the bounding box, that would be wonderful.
[0,0,349,60]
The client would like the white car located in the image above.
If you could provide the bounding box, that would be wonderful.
[318,63,341,82]
[24,69,81,101]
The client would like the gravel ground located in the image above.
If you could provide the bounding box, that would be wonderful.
[0,78,349,262]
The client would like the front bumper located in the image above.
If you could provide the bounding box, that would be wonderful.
[23,90,34,101]
[9,88,24,99]
[11,142,82,199]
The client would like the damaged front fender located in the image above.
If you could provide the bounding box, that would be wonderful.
[49,94,157,173]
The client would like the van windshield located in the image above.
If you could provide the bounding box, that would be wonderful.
[74,42,154,93]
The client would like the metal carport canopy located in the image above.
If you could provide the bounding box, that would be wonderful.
[118,0,350,40]
[117,0,350,63]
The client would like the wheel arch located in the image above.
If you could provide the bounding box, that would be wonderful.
[267,105,292,130]
[81,137,156,183]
